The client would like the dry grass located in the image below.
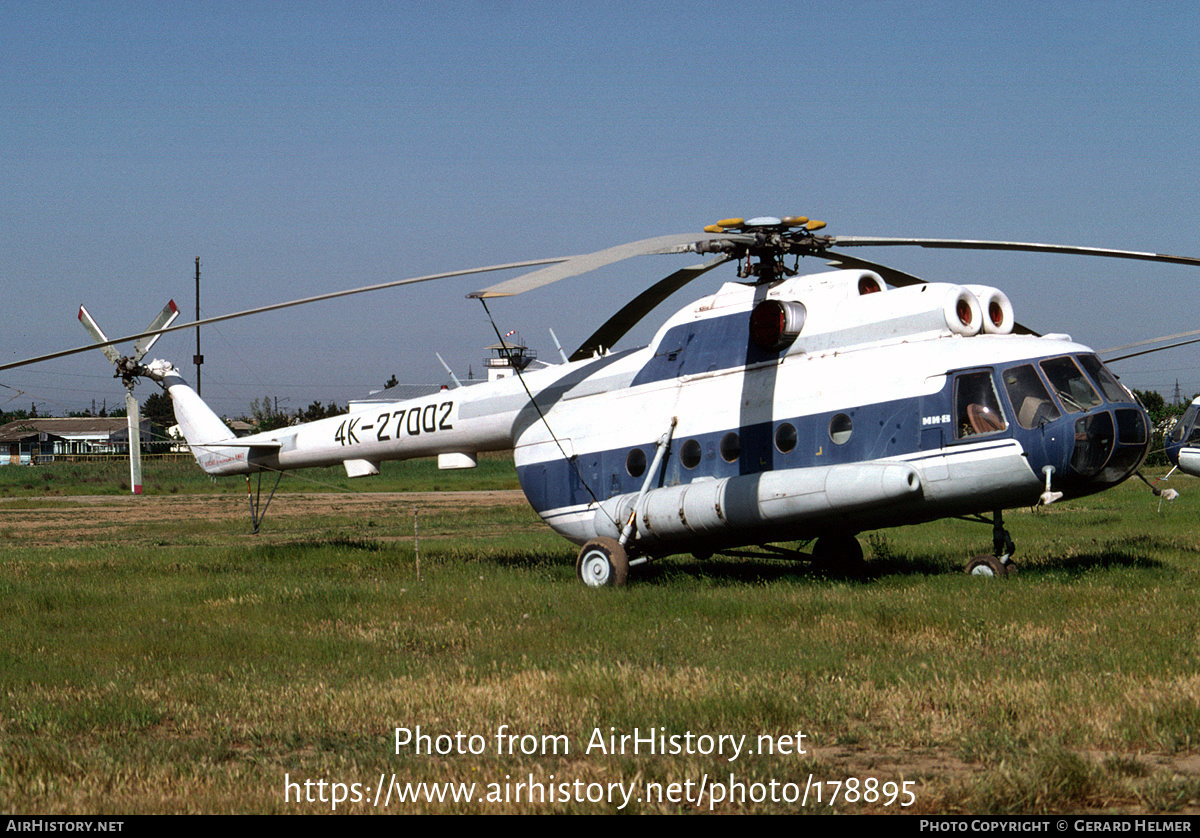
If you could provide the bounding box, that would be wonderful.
[2,467,1200,813]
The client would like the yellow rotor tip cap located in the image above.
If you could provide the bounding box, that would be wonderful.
[716,218,744,229]
[781,216,809,226]
[806,220,826,231]
[703,224,726,234]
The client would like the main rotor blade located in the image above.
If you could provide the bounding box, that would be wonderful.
[1107,336,1200,363]
[820,250,931,289]
[828,237,1200,268]
[1,257,568,374]
[132,300,181,361]
[469,232,728,299]
[1101,327,1200,363]
[569,255,732,362]
[78,305,121,364]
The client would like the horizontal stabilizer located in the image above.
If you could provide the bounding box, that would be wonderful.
[344,459,381,478]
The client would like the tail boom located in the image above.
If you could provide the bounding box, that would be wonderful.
[150,362,263,476]
[147,359,535,478]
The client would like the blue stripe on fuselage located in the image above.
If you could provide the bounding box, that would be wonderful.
[631,312,783,386]
[516,378,971,514]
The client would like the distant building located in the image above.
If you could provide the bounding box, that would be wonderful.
[347,341,552,412]
[0,417,151,465]
[228,419,255,436]
[483,341,548,382]
[164,419,253,452]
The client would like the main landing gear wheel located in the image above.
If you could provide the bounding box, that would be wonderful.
[811,534,866,578]
[576,537,629,588]
[965,555,1017,577]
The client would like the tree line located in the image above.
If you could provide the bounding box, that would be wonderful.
[5,385,1196,453]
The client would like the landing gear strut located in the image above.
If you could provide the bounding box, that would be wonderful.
[965,509,1018,577]
[247,470,283,534]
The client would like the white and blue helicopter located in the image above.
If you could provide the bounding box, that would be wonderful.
[8,217,1200,586]
[1164,397,1200,478]
[1098,333,1200,482]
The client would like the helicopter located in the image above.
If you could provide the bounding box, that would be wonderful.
[1096,332,1200,483]
[1165,397,1200,477]
[7,216,1200,586]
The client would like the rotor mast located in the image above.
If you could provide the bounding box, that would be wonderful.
[694,216,831,284]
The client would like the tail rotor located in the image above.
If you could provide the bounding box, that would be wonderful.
[78,301,180,494]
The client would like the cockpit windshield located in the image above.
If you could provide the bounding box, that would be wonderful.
[1169,402,1200,445]
[1040,356,1103,413]
[1077,354,1133,403]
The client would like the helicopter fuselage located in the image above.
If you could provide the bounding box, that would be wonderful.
[509,272,1149,555]
[163,267,1150,561]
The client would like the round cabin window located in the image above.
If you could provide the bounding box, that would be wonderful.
[830,413,853,445]
[719,432,741,463]
[775,423,797,453]
[680,439,702,469]
[626,447,647,478]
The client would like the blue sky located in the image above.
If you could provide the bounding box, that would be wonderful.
[4,0,1200,418]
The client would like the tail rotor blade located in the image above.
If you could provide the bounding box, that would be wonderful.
[78,306,121,364]
[133,300,181,361]
[126,390,143,495]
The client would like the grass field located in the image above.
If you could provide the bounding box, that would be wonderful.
[2,457,1199,814]
[0,452,521,497]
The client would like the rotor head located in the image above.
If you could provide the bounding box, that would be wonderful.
[113,356,148,390]
[693,215,833,283]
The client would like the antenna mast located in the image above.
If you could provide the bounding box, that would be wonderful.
[193,257,203,396]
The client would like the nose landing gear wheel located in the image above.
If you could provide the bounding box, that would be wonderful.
[576,537,629,587]
[965,508,1019,577]
[966,555,1017,577]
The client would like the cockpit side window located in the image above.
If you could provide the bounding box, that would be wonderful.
[1002,364,1062,429]
[954,370,1008,439]
[1039,356,1103,413]
[1077,354,1133,403]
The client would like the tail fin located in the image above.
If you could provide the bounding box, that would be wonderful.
[145,360,242,473]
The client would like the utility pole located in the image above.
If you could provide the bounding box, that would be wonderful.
[194,257,203,396]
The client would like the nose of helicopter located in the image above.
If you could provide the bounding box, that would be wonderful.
[1166,437,1181,466]
[1056,404,1151,493]
[1164,399,1200,469]
[998,354,1150,499]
